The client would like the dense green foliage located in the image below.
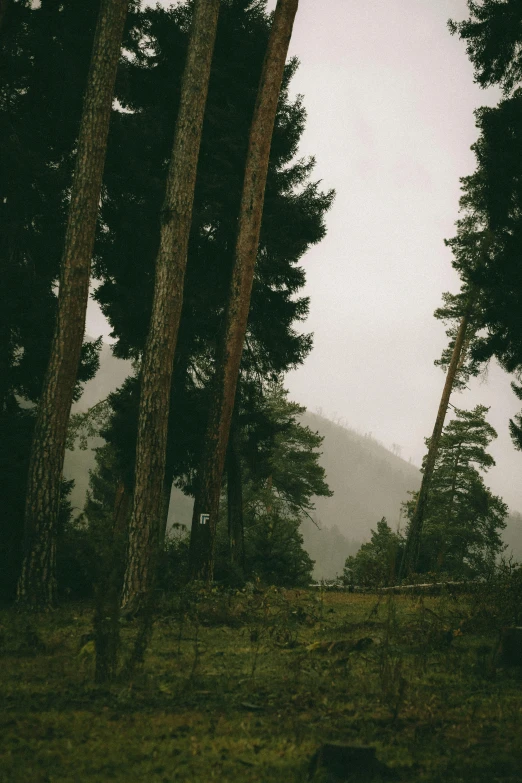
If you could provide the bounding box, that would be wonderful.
[405,406,507,579]
[447,5,522,449]
[344,406,507,586]
[95,0,332,375]
[0,0,108,600]
[84,0,333,510]
[0,0,333,597]
[342,518,402,587]
[449,0,522,95]
[82,385,331,590]
[219,386,332,586]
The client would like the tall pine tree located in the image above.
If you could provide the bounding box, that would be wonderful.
[17,0,129,608]
[404,405,507,578]
[121,0,220,609]
[189,0,299,581]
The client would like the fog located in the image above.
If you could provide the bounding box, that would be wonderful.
[87,0,522,511]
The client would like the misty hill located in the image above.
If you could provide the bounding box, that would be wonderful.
[298,412,421,578]
[64,342,522,579]
[303,412,420,538]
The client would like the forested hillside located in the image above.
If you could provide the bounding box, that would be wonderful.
[64,343,522,579]
[64,344,422,578]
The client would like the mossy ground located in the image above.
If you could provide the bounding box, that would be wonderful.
[1,587,521,782]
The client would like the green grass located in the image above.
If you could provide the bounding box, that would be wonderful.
[1,587,521,782]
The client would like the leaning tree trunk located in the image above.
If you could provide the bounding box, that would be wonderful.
[227,417,245,572]
[400,310,473,579]
[94,479,131,684]
[17,0,128,609]
[188,0,299,582]
[120,0,220,609]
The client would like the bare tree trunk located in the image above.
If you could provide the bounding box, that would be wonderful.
[400,310,473,579]
[121,0,220,609]
[227,418,244,572]
[94,479,130,684]
[159,479,172,550]
[188,0,299,582]
[17,0,128,609]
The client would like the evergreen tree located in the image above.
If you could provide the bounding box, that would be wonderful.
[90,0,331,551]
[404,405,507,579]
[446,94,522,375]
[0,0,107,409]
[121,0,220,610]
[204,384,330,586]
[449,5,522,441]
[509,381,522,450]
[95,0,327,376]
[449,0,522,95]
[189,0,300,581]
[400,294,476,578]
[343,518,402,587]
[433,291,483,391]
[17,0,129,608]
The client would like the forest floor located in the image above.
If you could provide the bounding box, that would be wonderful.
[1,586,521,782]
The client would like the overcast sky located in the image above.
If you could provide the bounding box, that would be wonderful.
[87,0,522,510]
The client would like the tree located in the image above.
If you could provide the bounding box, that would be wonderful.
[343,518,402,587]
[189,0,300,581]
[120,0,220,609]
[17,0,129,608]
[82,382,329,589]
[213,383,330,586]
[509,381,522,450]
[449,0,522,95]
[95,0,326,379]
[90,0,331,578]
[404,405,507,579]
[402,0,522,574]
[400,292,476,578]
[0,1,111,600]
[226,413,245,569]
[449,4,522,443]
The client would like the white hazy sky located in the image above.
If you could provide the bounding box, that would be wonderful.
[87,0,522,510]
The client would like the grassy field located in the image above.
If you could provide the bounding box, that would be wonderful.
[1,585,521,782]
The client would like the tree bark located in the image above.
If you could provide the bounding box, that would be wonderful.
[188,0,299,582]
[17,0,128,609]
[94,479,131,684]
[159,479,172,550]
[227,419,245,571]
[400,309,473,579]
[120,0,220,609]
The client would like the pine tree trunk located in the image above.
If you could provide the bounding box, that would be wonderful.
[17,0,128,609]
[188,0,299,582]
[94,479,130,684]
[120,0,220,609]
[400,311,472,579]
[159,480,172,550]
[227,420,244,571]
